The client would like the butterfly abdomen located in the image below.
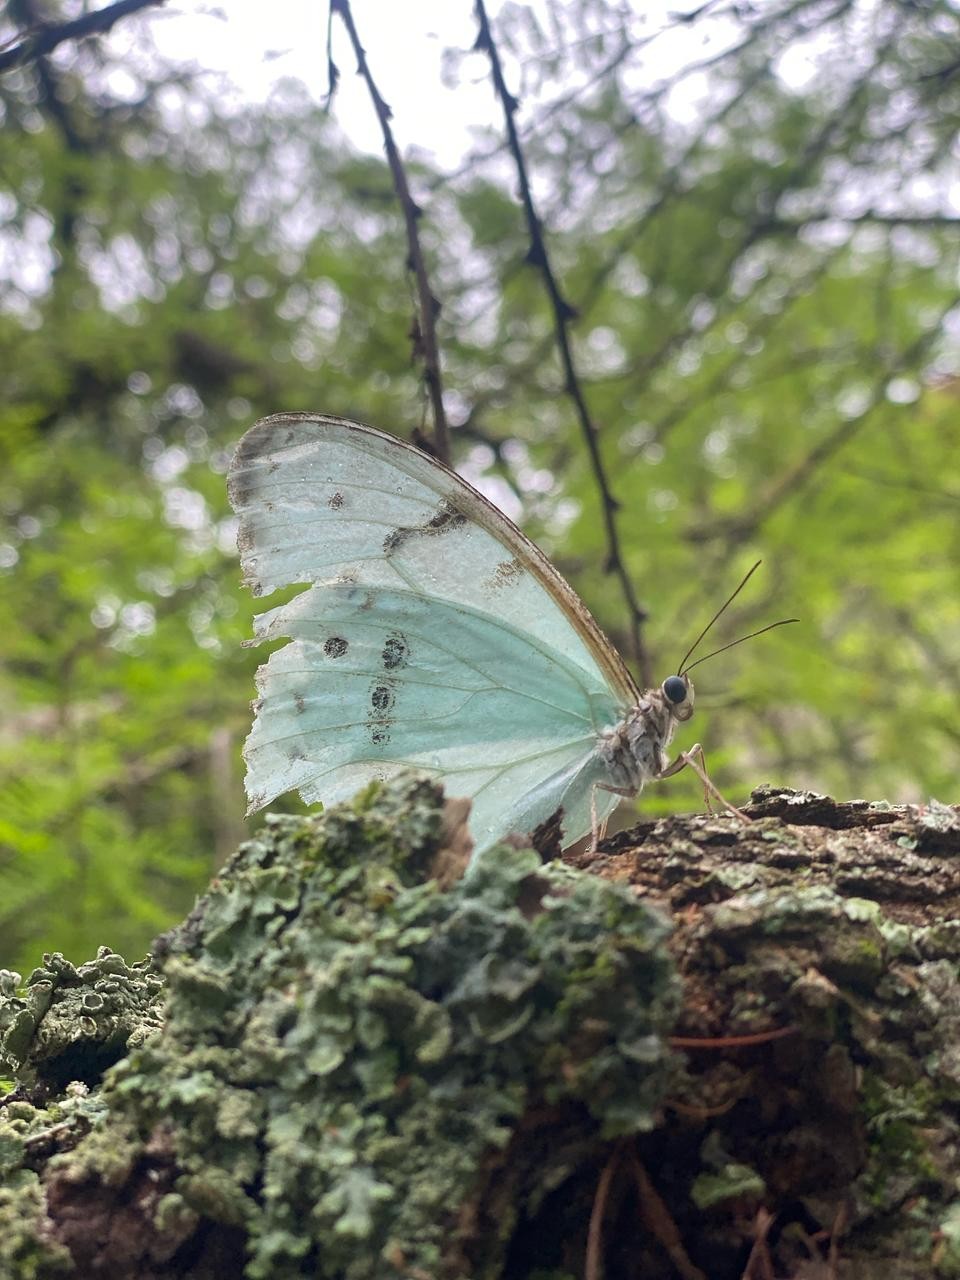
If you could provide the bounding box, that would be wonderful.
[598,692,676,792]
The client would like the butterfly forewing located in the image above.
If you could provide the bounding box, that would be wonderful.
[229,414,637,851]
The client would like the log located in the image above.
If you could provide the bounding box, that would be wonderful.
[1,776,959,1280]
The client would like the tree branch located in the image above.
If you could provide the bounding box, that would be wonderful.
[473,0,651,686]
[768,211,960,230]
[0,0,166,75]
[687,289,960,548]
[330,0,450,467]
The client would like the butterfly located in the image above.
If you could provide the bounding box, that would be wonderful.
[229,414,790,855]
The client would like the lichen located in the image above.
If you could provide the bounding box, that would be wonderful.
[0,951,163,1280]
[60,774,679,1279]
[0,949,164,1089]
[6,782,959,1278]
[0,1173,73,1279]
[672,866,960,1275]
[937,1202,960,1277]
[0,1089,101,1279]
[690,1164,765,1210]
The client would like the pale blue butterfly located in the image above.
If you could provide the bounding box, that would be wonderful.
[229,414,772,854]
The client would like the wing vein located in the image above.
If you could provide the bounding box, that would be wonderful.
[292,734,596,798]
[261,588,605,726]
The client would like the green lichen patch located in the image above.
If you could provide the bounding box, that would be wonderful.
[936,1201,960,1277]
[661,867,960,1277]
[0,1173,73,1279]
[10,783,957,1277]
[0,949,164,1090]
[689,1130,766,1211]
[60,774,680,1279]
[690,1164,765,1210]
[0,1083,107,1280]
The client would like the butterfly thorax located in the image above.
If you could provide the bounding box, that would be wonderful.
[597,687,685,794]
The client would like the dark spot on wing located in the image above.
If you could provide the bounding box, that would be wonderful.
[371,684,394,713]
[382,632,409,670]
[427,501,467,532]
[294,692,305,713]
[483,557,525,593]
[368,680,397,746]
[324,636,349,658]
[383,498,468,554]
[269,459,281,472]
[328,491,345,509]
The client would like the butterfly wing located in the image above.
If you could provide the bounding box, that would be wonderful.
[229,413,640,852]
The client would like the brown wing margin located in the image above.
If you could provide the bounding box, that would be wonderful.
[230,412,641,707]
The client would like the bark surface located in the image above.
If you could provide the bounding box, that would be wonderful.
[1,779,959,1280]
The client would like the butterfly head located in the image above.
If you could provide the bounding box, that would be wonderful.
[661,673,695,722]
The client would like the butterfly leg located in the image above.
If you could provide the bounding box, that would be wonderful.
[590,782,636,852]
[657,744,751,825]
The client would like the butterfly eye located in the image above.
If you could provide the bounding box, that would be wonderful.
[662,676,688,705]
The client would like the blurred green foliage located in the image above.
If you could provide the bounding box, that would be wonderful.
[1,0,959,972]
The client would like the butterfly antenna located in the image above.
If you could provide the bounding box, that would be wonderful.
[676,560,763,676]
[680,618,799,675]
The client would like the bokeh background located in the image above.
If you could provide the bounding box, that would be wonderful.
[2,0,958,974]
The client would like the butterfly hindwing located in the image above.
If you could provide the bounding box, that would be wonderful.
[229,414,637,851]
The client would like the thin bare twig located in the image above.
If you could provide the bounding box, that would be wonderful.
[585,1143,624,1280]
[329,0,450,467]
[427,0,742,196]
[449,3,839,459]
[625,1148,707,1280]
[473,0,651,685]
[322,3,338,109]
[0,0,166,75]
[769,211,960,230]
[741,1207,777,1280]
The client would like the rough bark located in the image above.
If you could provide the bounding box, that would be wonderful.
[1,778,959,1280]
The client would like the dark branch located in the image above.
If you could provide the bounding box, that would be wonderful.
[473,0,651,686]
[322,2,338,110]
[0,0,166,75]
[767,211,960,230]
[330,0,450,468]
